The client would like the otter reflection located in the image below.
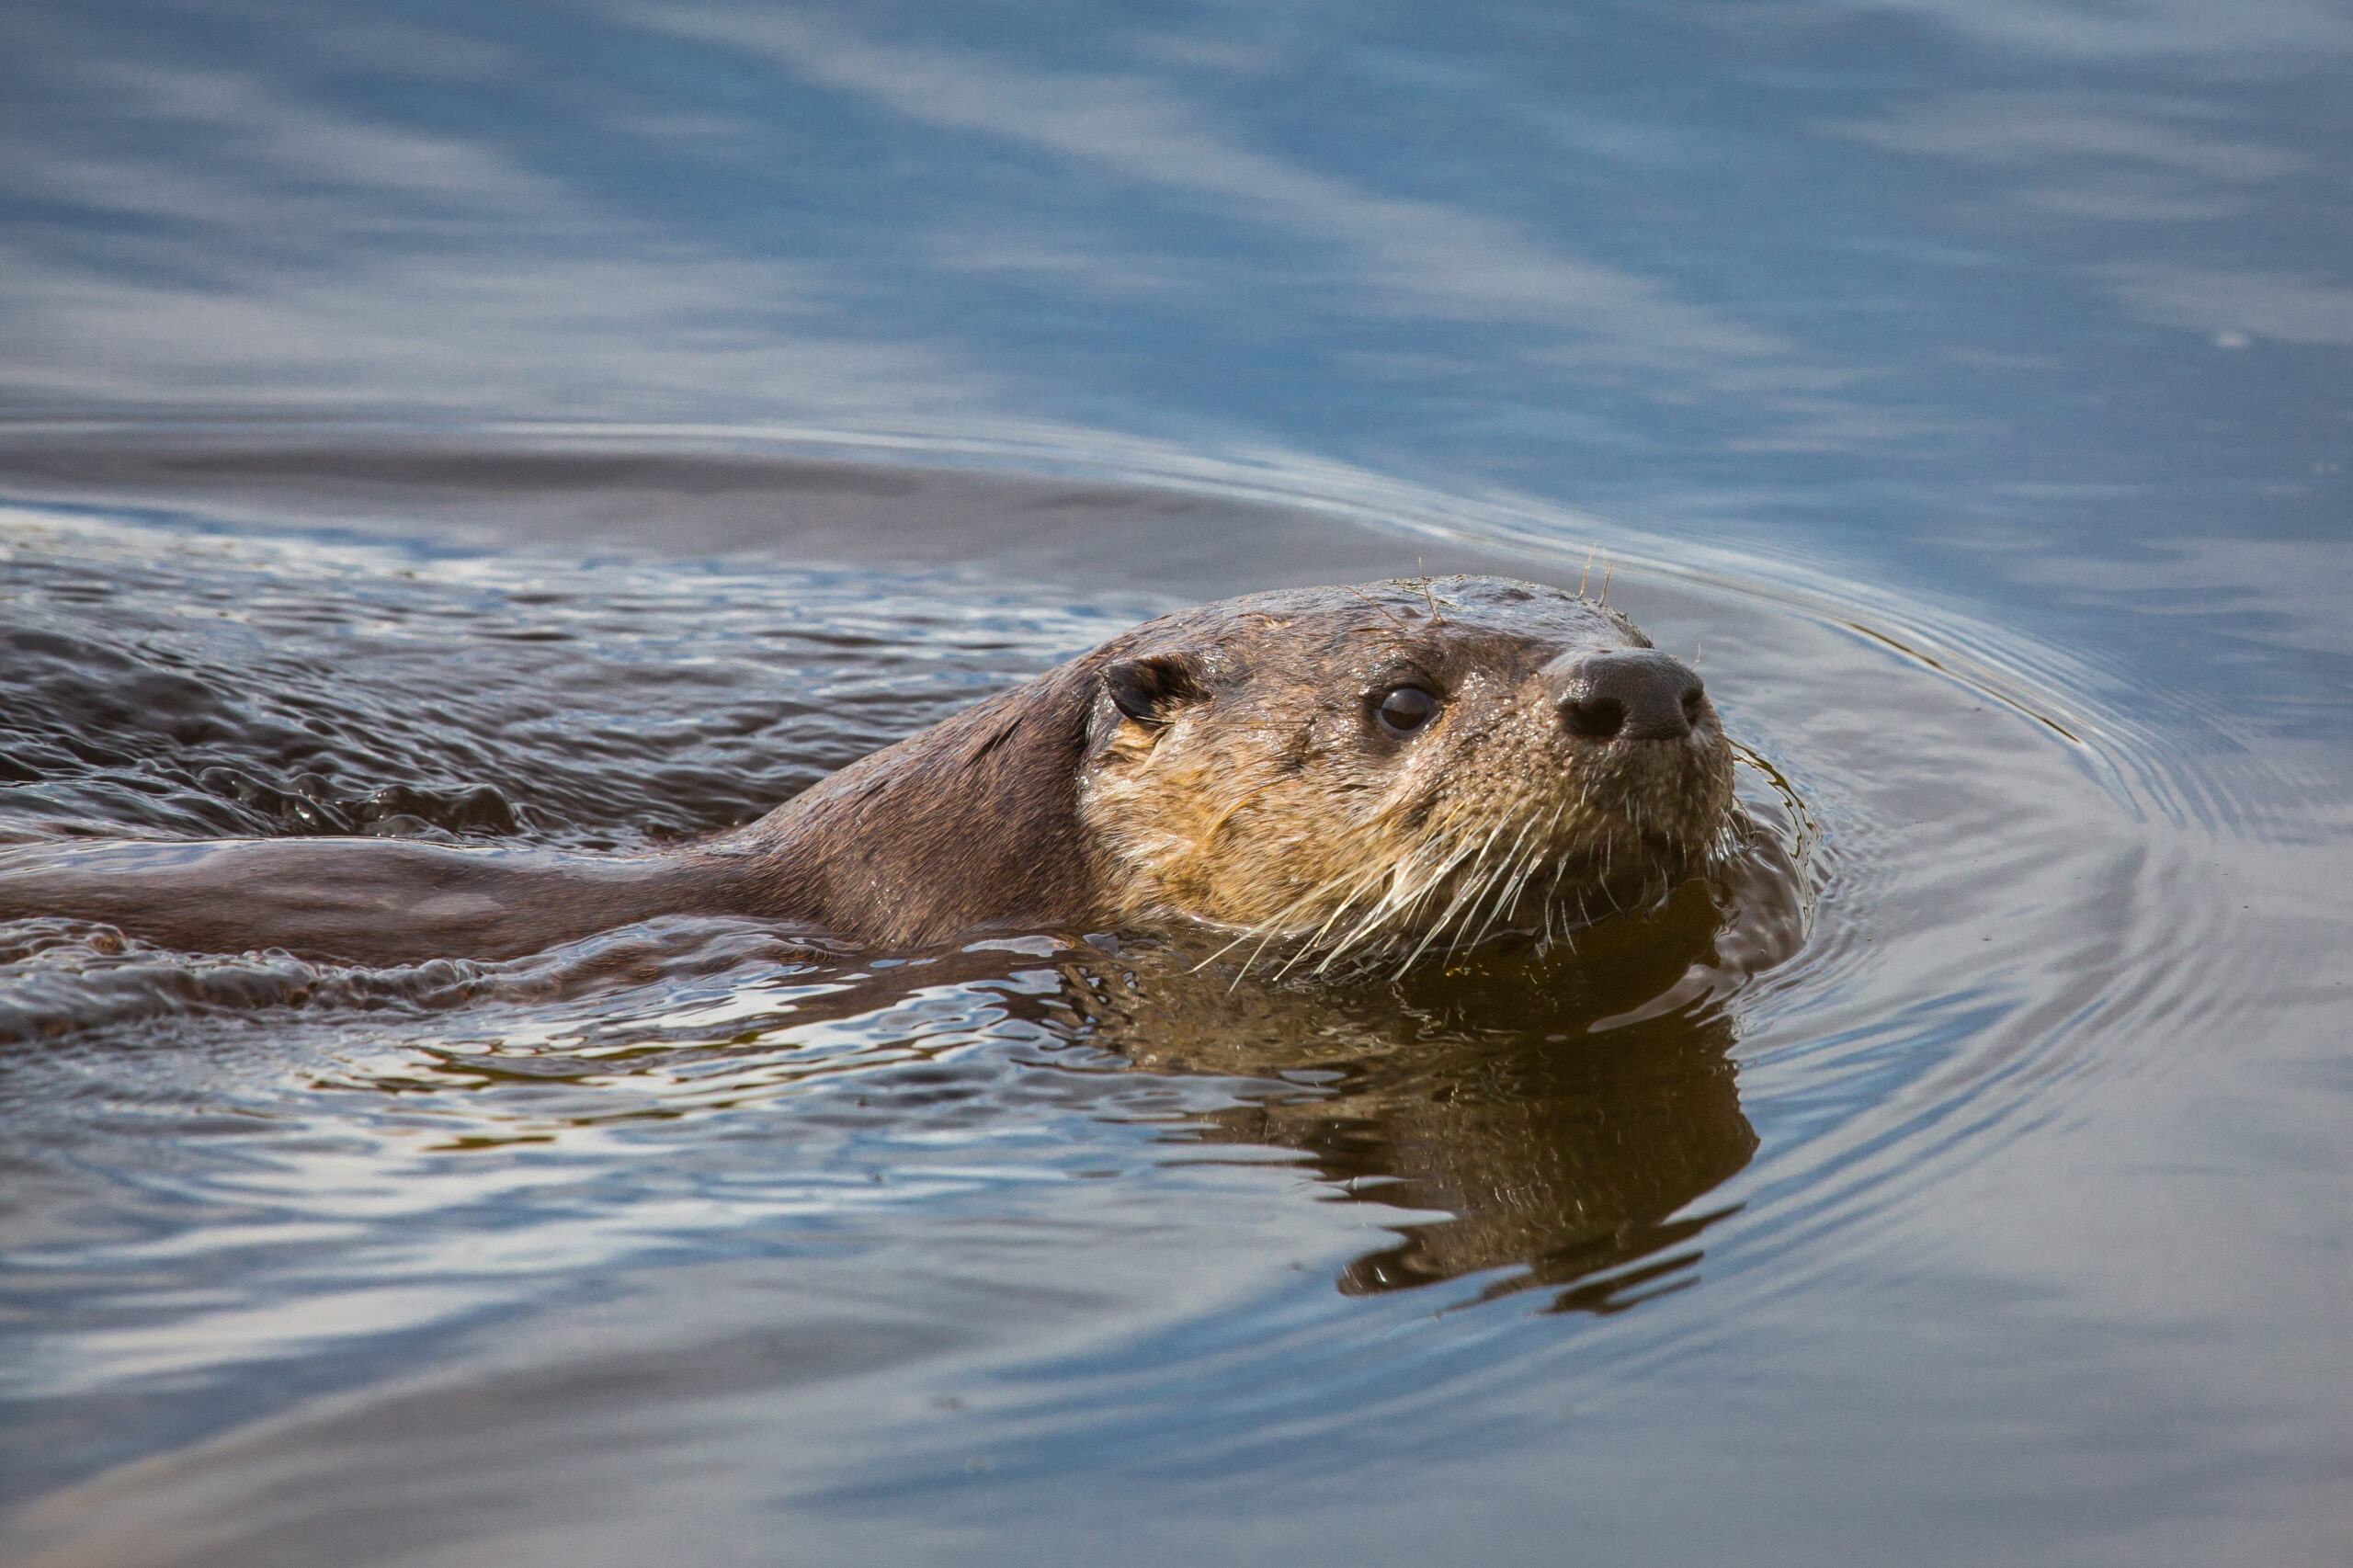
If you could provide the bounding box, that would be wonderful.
[233,828,1792,1312]
[1067,864,1778,1312]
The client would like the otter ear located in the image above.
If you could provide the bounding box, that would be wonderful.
[1102,652,1209,727]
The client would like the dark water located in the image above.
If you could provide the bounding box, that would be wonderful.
[1,4,2347,1565]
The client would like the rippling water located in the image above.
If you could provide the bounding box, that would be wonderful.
[3,452,2334,1566]
[2,3,2347,1565]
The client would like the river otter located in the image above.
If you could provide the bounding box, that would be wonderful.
[0,576,1733,970]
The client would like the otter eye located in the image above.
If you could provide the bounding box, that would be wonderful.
[1375,686,1439,736]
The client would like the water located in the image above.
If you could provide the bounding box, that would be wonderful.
[1,4,2347,1565]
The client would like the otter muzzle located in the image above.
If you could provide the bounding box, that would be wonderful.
[1544,649,1706,742]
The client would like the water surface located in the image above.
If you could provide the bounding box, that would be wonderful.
[1,3,2347,1564]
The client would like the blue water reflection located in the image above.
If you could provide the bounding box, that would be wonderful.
[5,3,2345,517]
[7,2,2348,773]
[3,6,2350,1563]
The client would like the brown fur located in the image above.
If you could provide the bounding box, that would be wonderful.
[1075,577,1734,971]
[0,577,1733,967]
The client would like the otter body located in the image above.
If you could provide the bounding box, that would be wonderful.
[0,578,1733,969]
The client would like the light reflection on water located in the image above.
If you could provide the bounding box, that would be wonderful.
[4,2,2346,509]
[0,471,2321,1568]
[0,0,2348,1562]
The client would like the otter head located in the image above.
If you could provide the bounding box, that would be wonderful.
[1076,576,1735,971]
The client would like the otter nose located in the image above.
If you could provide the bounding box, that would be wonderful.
[1545,649,1706,741]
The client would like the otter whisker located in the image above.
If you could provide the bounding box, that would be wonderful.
[1286,859,1415,977]
[1387,822,1506,969]
[1314,834,1478,974]
[1396,813,1532,971]
[1198,857,1383,978]
[1436,819,1540,963]
[1082,577,1734,982]
[1463,834,1551,953]
[1399,877,1483,971]
[1224,839,1431,979]
[1459,854,1539,958]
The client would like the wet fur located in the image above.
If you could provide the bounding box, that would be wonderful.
[1078,578,1734,974]
[0,577,1733,967]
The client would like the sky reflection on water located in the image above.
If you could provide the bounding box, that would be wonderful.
[1,4,2349,1565]
[5,0,2347,788]
[5,2,2346,510]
